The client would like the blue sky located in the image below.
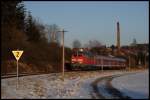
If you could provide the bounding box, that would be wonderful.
[23,1,149,48]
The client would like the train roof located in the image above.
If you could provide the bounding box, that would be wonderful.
[95,55,126,62]
[72,48,89,51]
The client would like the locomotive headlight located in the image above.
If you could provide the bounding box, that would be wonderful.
[80,48,83,52]
[78,59,83,64]
[79,62,82,64]
[78,59,83,62]
[72,59,76,61]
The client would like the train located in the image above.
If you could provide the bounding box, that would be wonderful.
[70,48,127,70]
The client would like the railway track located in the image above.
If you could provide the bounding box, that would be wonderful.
[1,70,96,79]
[1,69,125,79]
[91,73,132,99]
[1,72,49,79]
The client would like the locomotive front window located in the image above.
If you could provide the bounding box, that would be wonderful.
[72,51,77,56]
[72,51,83,56]
[78,51,83,56]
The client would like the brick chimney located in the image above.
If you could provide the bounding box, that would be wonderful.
[117,22,120,50]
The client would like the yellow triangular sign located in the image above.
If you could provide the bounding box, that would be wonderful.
[12,50,23,61]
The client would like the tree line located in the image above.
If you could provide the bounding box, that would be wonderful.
[1,1,72,74]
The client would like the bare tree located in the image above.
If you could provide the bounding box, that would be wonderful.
[130,38,137,46]
[84,40,102,48]
[72,39,82,48]
[45,24,61,44]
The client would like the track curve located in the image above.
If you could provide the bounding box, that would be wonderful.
[91,73,135,99]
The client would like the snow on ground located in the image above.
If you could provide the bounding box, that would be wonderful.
[1,70,143,99]
[111,70,149,99]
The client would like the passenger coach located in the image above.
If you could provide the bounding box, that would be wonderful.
[71,48,126,70]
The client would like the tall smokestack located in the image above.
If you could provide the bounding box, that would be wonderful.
[117,22,120,49]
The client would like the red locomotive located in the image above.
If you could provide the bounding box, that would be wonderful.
[71,48,126,70]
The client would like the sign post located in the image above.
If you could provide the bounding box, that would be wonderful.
[58,29,68,81]
[129,55,130,71]
[12,50,23,88]
[17,60,18,88]
[101,57,103,72]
